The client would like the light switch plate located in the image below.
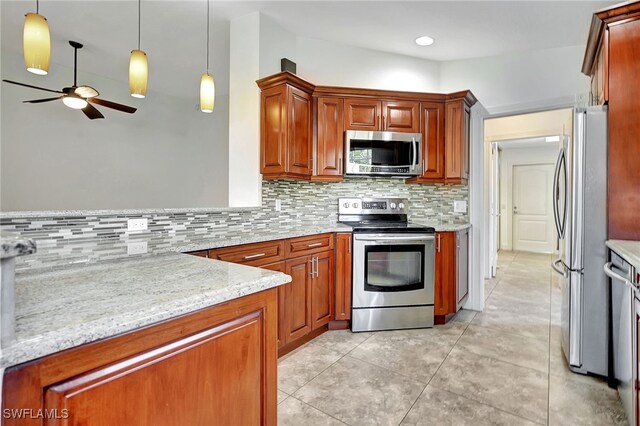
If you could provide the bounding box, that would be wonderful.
[127,218,148,231]
[127,241,148,255]
[454,200,468,213]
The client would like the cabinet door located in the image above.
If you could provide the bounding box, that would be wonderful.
[316,97,345,179]
[287,86,312,176]
[444,99,470,183]
[44,308,268,426]
[311,251,334,329]
[420,102,445,179]
[260,85,287,175]
[263,262,287,349]
[434,232,456,316]
[456,229,469,309]
[382,100,420,133]
[284,256,312,343]
[334,233,352,321]
[344,98,381,131]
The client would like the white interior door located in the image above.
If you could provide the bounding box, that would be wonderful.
[489,143,500,277]
[512,163,555,253]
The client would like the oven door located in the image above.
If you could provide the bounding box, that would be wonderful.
[353,233,435,308]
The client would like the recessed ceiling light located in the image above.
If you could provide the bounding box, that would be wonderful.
[415,36,435,46]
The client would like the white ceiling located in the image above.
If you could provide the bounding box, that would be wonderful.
[1,1,614,99]
[226,0,614,61]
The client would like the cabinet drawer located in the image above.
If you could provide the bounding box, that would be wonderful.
[285,234,334,258]
[208,240,285,266]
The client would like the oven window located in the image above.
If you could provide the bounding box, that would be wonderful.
[364,245,424,292]
[349,139,413,167]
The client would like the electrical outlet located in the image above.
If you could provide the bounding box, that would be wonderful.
[454,200,468,213]
[127,241,148,255]
[275,199,282,212]
[127,218,148,232]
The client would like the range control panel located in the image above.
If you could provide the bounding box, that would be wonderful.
[338,197,408,215]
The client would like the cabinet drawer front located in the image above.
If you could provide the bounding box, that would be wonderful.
[209,241,285,266]
[286,234,334,258]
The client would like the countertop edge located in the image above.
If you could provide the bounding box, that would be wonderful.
[606,240,640,269]
[1,270,291,369]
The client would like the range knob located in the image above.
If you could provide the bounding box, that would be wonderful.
[399,202,405,209]
[353,203,359,209]
[343,202,350,208]
[390,202,397,209]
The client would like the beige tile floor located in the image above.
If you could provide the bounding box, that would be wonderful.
[277,251,628,425]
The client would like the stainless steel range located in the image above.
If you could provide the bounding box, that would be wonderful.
[338,197,435,332]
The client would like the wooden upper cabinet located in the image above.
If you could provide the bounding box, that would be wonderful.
[382,100,420,132]
[344,98,381,131]
[314,97,344,181]
[257,72,315,180]
[582,3,640,240]
[406,101,445,183]
[444,97,472,184]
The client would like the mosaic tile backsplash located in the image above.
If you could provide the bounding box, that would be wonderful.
[1,178,468,271]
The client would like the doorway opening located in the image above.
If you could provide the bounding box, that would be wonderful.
[484,108,573,280]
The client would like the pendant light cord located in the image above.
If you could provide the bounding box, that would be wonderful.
[138,0,141,50]
[36,0,39,14]
[206,0,210,73]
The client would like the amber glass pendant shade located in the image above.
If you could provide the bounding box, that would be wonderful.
[200,73,215,113]
[23,12,51,75]
[129,49,148,98]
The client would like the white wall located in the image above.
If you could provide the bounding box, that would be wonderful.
[228,13,261,207]
[498,145,558,250]
[294,36,440,92]
[1,46,230,211]
[440,45,590,114]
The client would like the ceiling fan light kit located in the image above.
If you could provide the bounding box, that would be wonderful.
[199,0,215,113]
[129,0,148,98]
[23,6,51,75]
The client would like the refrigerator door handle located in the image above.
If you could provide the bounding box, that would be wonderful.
[552,148,563,239]
[552,258,568,277]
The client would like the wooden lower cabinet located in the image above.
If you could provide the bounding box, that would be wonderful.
[3,289,278,426]
[311,251,334,329]
[334,233,352,321]
[262,262,287,350]
[434,229,469,324]
[284,256,313,343]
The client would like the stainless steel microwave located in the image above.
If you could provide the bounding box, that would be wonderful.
[345,131,422,176]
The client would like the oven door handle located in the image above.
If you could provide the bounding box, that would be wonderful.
[355,236,434,243]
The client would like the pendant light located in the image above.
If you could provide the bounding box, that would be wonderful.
[23,0,51,75]
[129,0,148,98]
[200,0,215,113]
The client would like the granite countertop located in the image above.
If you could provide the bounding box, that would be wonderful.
[1,233,36,259]
[607,240,640,269]
[2,252,291,369]
[176,221,470,252]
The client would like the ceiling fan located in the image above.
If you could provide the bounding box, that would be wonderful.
[2,41,137,120]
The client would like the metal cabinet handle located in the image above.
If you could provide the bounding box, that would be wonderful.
[244,253,266,260]
[436,234,441,253]
[347,237,351,254]
[315,257,319,278]
[307,242,323,248]
[309,258,314,277]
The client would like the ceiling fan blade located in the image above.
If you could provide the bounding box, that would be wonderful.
[88,97,136,114]
[75,85,99,98]
[82,103,105,120]
[23,97,63,103]
[2,79,63,94]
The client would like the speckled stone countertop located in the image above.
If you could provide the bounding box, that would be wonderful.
[2,253,291,369]
[1,233,36,259]
[175,222,470,252]
[607,240,640,270]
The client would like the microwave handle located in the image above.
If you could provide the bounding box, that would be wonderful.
[412,137,418,168]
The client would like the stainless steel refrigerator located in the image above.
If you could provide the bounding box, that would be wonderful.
[551,106,608,376]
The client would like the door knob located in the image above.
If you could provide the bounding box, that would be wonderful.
[513,206,518,214]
